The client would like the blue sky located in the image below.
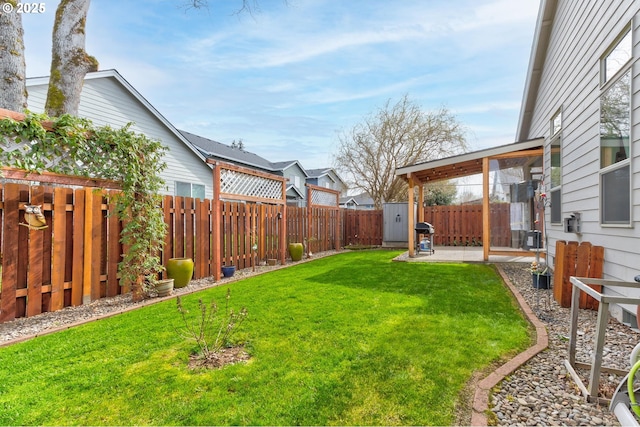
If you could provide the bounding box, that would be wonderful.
[22,0,540,170]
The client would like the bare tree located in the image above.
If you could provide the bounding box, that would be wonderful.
[0,2,27,111]
[45,0,98,116]
[334,95,467,209]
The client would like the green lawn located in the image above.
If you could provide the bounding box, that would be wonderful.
[0,251,530,426]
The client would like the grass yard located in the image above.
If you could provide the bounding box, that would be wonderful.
[0,251,530,426]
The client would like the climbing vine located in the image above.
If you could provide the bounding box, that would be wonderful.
[0,111,168,300]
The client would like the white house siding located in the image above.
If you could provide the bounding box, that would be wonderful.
[522,0,640,320]
[26,73,213,199]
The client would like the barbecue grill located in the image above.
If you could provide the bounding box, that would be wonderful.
[415,222,435,255]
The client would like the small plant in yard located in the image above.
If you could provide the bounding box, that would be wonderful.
[175,288,249,369]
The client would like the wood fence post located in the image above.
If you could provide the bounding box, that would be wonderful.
[482,157,490,260]
[82,187,94,304]
[554,240,567,307]
[71,188,85,306]
[280,203,287,265]
[212,163,221,281]
[306,186,312,257]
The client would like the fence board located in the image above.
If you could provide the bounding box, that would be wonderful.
[1,185,20,321]
[71,189,86,306]
[26,186,45,316]
[554,240,568,307]
[162,196,174,273]
[51,187,68,311]
[106,191,120,297]
[185,197,195,263]
[174,196,185,259]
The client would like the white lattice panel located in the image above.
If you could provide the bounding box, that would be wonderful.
[311,188,338,207]
[220,168,283,200]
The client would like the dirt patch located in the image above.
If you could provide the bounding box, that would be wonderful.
[188,346,251,370]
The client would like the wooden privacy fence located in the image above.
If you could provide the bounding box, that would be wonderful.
[422,203,511,247]
[305,184,341,255]
[553,240,604,310]
[0,177,122,323]
[342,209,383,246]
[0,178,347,322]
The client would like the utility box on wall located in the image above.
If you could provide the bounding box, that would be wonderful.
[564,212,581,234]
[382,203,416,247]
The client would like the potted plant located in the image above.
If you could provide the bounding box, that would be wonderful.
[221,264,236,278]
[166,257,194,288]
[288,242,304,261]
[155,278,174,297]
[530,261,551,289]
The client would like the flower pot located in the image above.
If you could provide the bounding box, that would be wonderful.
[532,272,551,289]
[221,265,236,278]
[155,278,174,297]
[166,257,194,288]
[288,243,304,261]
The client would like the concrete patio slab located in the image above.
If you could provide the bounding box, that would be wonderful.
[395,246,539,264]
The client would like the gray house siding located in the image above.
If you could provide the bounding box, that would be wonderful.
[280,164,307,205]
[26,71,213,199]
[519,0,640,320]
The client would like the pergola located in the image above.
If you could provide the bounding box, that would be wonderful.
[395,138,544,261]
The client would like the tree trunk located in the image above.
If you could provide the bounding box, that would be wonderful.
[0,2,27,111]
[45,0,98,117]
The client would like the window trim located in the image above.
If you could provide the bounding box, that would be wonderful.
[599,161,632,227]
[175,180,206,200]
[599,25,633,227]
[600,25,632,87]
[549,109,562,225]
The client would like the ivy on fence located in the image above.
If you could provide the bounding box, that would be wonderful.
[0,109,168,301]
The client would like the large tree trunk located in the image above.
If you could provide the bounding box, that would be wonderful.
[0,2,27,111]
[45,0,98,117]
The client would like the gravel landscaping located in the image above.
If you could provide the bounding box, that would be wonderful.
[495,263,633,426]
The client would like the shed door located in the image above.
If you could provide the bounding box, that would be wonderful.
[383,203,412,242]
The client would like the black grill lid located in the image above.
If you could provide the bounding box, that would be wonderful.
[415,222,434,233]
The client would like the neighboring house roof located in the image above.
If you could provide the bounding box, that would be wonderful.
[181,131,308,177]
[340,196,359,206]
[180,130,273,171]
[306,167,348,189]
[271,160,309,177]
[346,192,375,206]
[516,0,556,141]
[287,184,306,199]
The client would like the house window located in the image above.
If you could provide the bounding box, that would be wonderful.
[600,28,632,225]
[602,29,632,85]
[294,175,301,189]
[175,181,206,200]
[549,110,562,224]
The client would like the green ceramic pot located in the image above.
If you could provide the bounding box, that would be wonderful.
[288,243,304,261]
[166,257,194,288]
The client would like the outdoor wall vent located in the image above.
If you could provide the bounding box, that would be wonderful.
[564,212,581,234]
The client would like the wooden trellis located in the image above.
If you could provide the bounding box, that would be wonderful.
[208,160,287,281]
[306,184,341,256]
